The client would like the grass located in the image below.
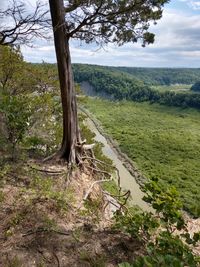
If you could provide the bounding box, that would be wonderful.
[83,98,200,217]
[151,84,192,93]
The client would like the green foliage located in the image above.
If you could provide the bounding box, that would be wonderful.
[23,93,62,156]
[102,180,119,196]
[116,179,200,267]
[29,62,59,94]
[114,66,200,86]
[118,263,133,267]
[0,46,23,92]
[74,64,149,100]
[73,64,200,109]
[143,178,185,230]
[5,256,22,267]
[79,250,106,267]
[24,135,46,152]
[82,198,102,223]
[114,207,159,241]
[133,235,197,266]
[30,174,73,213]
[0,95,32,158]
[84,98,200,217]
[65,1,168,46]
[79,113,114,173]
[191,81,200,92]
[133,231,199,267]
[0,46,36,95]
[39,215,57,231]
[152,84,192,92]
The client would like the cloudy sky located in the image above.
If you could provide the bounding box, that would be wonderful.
[2,0,200,67]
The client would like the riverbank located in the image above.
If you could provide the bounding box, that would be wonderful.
[79,105,146,187]
[79,105,153,212]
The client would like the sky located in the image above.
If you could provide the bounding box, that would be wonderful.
[1,0,200,67]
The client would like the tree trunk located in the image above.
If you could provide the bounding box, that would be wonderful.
[49,0,79,163]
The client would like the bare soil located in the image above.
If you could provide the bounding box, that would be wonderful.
[0,159,144,267]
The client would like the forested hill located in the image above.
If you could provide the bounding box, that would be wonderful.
[73,63,147,99]
[73,63,200,86]
[112,66,200,85]
[73,63,200,109]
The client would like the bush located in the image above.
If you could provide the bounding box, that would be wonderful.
[115,178,200,267]
[0,95,32,159]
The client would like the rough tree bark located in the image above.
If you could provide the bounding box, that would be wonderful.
[49,0,80,163]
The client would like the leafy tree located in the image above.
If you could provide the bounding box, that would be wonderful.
[0,45,38,95]
[0,95,32,160]
[0,46,24,94]
[29,62,59,94]
[48,0,169,163]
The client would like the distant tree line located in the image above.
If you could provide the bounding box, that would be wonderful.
[73,64,200,109]
[73,64,200,86]
[111,66,200,85]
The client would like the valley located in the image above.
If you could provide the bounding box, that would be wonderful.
[81,97,200,217]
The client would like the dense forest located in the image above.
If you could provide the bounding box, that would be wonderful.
[73,64,200,86]
[73,64,200,109]
[112,66,200,85]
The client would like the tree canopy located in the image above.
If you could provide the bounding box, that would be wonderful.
[65,0,169,46]
[191,81,200,92]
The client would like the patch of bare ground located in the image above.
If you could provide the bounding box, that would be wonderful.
[183,215,200,256]
[0,159,144,267]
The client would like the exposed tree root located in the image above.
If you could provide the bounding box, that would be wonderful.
[82,156,121,192]
[77,155,131,214]
[27,163,66,175]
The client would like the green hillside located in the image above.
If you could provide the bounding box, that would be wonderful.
[73,64,200,109]
[113,66,200,85]
[73,63,200,86]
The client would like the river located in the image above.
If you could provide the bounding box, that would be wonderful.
[84,115,152,212]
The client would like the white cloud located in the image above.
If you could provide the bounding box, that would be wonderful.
[21,6,200,67]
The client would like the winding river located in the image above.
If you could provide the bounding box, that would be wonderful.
[84,113,152,212]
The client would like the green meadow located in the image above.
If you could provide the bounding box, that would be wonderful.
[151,84,192,92]
[83,98,200,217]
